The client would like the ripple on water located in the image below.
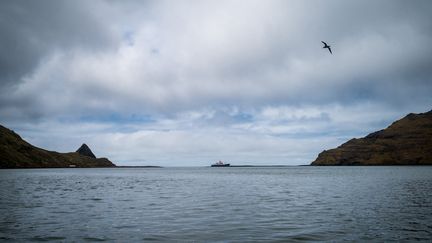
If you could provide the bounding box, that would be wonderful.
[82,236,111,241]
[142,235,170,241]
[80,198,103,201]
[27,236,67,242]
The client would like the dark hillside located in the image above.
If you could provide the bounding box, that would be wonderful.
[311,110,432,165]
[0,125,115,168]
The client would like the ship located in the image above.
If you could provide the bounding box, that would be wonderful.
[211,160,230,167]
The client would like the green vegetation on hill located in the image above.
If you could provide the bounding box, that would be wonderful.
[0,124,116,168]
[311,110,432,165]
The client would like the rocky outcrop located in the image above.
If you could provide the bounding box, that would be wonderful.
[311,110,432,165]
[76,143,96,158]
[0,124,116,168]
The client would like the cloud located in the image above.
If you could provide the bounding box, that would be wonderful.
[0,1,119,89]
[12,103,424,166]
[1,0,431,165]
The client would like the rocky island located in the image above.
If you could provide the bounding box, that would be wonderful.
[311,110,432,165]
[0,124,116,168]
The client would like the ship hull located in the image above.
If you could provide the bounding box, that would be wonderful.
[211,164,230,167]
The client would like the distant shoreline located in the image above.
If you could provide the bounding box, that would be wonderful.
[0,166,164,169]
[3,165,432,170]
[116,166,163,168]
[218,165,295,167]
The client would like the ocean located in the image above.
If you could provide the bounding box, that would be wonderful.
[1,166,431,242]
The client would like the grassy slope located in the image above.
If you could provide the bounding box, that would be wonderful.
[0,125,115,168]
[311,111,432,165]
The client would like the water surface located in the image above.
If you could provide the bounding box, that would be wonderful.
[1,167,431,242]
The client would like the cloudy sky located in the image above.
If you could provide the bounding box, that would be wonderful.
[1,0,431,166]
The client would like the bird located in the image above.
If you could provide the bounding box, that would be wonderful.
[321,41,332,54]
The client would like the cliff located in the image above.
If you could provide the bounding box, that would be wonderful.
[311,110,432,165]
[0,124,116,168]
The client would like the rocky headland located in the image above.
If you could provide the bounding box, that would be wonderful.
[0,124,116,168]
[76,143,97,158]
[311,110,432,165]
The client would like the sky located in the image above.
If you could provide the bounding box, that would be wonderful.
[1,0,431,166]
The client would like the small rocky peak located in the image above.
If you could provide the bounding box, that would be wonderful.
[76,143,96,158]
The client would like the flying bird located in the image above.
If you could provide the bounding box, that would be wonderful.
[321,41,332,54]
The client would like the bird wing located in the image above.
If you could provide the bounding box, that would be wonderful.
[328,47,332,54]
[321,41,327,46]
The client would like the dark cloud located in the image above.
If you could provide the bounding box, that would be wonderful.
[0,0,118,88]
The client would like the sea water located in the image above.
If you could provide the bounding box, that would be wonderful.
[0,166,431,242]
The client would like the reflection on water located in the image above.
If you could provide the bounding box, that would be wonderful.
[0,167,431,242]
